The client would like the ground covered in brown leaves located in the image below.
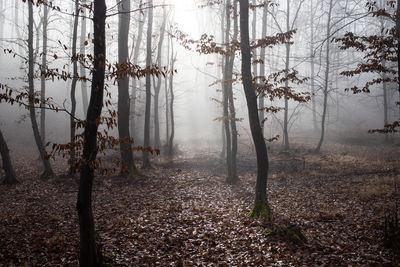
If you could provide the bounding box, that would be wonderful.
[0,141,399,266]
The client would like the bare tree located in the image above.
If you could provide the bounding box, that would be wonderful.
[80,0,89,116]
[240,0,271,218]
[40,0,48,144]
[76,0,106,264]
[0,129,18,185]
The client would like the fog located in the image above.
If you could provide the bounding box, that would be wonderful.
[0,0,398,153]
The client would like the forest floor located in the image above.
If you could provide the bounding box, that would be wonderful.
[0,140,399,266]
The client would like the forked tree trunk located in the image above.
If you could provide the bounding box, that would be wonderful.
[117,0,137,175]
[76,0,106,265]
[0,129,18,185]
[239,0,270,217]
[28,1,53,179]
[142,0,153,168]
[69,0,79,174]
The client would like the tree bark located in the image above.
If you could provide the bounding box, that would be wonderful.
[70,0,79,174]
[0,129,18,185]
[239,0,270,213]
[76,0,106,265]
[117,0,137,176]
[282,0,290,150]
[258,1,268,128]
[310,0,317,132]
[142,0,153,168]
[28,1,53,179]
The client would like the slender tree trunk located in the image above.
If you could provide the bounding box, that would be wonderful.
[69,0,79,175]
[0,129,18,184]
[0,0,5,42]
[252,0,257,80]
[258,1,268,128]
[168,41,176,156]
[310,0,317,132]
[282,0,290,150]
[80,0,89,116]
[220,4,226,159]
[315,0,333,153]
[76,0,106,265]
[153,11,166,149]
[240,0,270,217]
[130,11,146,140]
[28,1,53,179]
[117,0,137,176]
[40,0,48,144]
[223,0,233,182]
[165,33,170,147]
[382,61,389,142]
[142,0,153,168]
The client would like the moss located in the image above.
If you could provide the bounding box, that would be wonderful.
[247,201,272,218]
[265,225,307,244]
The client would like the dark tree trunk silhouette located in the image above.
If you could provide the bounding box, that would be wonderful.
[117,0,137,176]
[76,0,106,265]
[28,1,53,179]
[69,0,79,174]
[0,129,18,185]
[142,0,153,168]
[239,0,270,217]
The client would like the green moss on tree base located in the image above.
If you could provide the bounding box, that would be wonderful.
[247,201,272,218]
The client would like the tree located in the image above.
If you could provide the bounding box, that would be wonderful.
[28,0,53,179]
[69,0,80,174]
[315,0,333,153]
[142,0,153,168]
[335,0,399,133]
[80,0,89,116]
[239,0,271,217]
[168,38,176,156]
[153,6,167,150]
[0,129,18,185]
[117,0,138,176]
[76,0,106,264]
[40,0,48,143]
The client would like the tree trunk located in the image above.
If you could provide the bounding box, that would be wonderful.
[168,41,176,156]
[28,1,53,179]
[76,0,106,265]
[153,10,166,150]
[80,0,89,116]
[117,0,137,176]
[69,0,79,175]
[223,0,233,183]
[315,0,333,153]
[40,0,48,144]
[220,4,226,160]
[130,10,146,140]
[258,1,268,128]
[310,0,317,132]
[165,33,170,147]
[240,0,270,217]
[282,0,290,150]
[142,0,153,168]
[0,129,18,185]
